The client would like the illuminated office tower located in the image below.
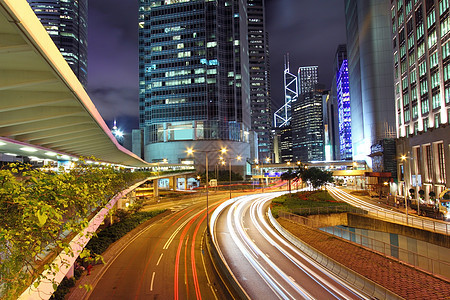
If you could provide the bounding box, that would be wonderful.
[27,0,88,86]
[298,66,318,94]
[138,0,251,167]
[344,0,396,166]
[247,0,273,160]
[337,60,352,160]
[391,0,450,199]
[292,83,325,163]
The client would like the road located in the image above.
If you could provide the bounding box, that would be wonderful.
[87,192,232,300]
[211,192,367,300]
[328,186,450,235]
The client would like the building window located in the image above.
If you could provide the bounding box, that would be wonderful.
[437,142,446,183]
[403,92,410,106]
[414,146,421,174]
[441,0,450,16]
[427,10,436,29]
[443,42,450,59]
[442,16,450,37]
[418,42,426,57]
[417,23,424,40]
[412,103,418,118]
[410,69,417,83]
[404,109,411,122]
[422,97,430,114]
[435,113,441,127]
[420,79,428,95]
[430,52,439,68]
[412,86,418,100]
[432,93,441,109]
[428,30,437,48]
[431,72,440,89]
[424,117,429,131]
[419,60,427,77]
[425,144,433,182]
[402,76,409,90]
[447,86,450,103]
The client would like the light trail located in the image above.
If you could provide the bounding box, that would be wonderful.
[211,192,365,299]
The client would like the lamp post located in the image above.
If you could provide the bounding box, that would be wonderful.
[186,147,227,232]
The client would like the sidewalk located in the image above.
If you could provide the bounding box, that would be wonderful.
[278,218,450,299]
[66,210,171,300]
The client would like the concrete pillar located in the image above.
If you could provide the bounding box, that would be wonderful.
[169,176,176,190]
[184,176,188,190]
[153,179,159,197]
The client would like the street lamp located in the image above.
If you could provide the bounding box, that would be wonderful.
[186,147,227,232]
[228,155,242,199]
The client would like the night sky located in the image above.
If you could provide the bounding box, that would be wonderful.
[87,0,347,133]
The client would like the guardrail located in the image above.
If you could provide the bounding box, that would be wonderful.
[328,188,450,235]
[291,205,367,216]
[279,210,450,279]
[269,210,401,299]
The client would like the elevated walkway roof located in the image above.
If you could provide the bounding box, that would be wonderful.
[0,0,149,167]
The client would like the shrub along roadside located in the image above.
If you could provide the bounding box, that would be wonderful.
[271,190,353,218]
[50,209,166,300]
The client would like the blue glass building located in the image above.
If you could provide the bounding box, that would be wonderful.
[138,0,251,165]
[337,60,352,160]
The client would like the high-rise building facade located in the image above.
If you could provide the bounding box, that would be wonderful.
[337,59,353,160]
[138,0,251,166]
[298,66,318,94]
[27,0,88,86]
[391,0,449,200]
[344,0,396,166]
[247,0,273,160]
[274,58,298,127]
[292,83,325,162]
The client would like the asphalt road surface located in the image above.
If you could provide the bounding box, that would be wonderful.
[87,192,232,300]
[211,192,367,300]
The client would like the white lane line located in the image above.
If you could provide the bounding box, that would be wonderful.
[163,215,195,249]
[156,253,164,266]
[150,272,156,291]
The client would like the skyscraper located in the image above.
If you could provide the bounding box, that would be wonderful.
[390,0,449,200]
[337,59,352,160]
[247,0,273,160]
[292,83,325,163]
[298,66,318,95]
[27,0,88,87]
[138,0,251,166]
[344,0,396,166]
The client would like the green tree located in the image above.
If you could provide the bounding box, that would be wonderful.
[281,169,297,194]
[300,167,334,189]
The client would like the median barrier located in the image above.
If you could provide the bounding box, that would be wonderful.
[267,209,403,300]
[206,215,250,300]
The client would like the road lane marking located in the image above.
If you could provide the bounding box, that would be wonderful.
[150,272,155,291]
[156,253,163,266]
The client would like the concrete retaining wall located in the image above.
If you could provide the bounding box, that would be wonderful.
[347,213,450,248]
[268,212,403,300]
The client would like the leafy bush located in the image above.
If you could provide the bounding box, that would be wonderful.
[0,161,155,299]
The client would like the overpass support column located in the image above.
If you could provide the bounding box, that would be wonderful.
[153,179,159,197]
[169,176,176,190]
[184,176,188,190]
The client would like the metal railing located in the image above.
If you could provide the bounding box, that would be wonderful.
[279,210,450,279]
[328,187,450,235]
[291,205,366,216]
